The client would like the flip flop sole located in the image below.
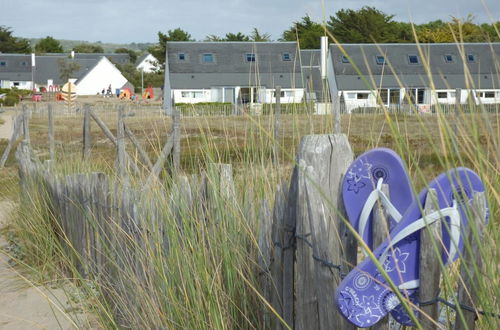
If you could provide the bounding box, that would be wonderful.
[336,168,487,328]
[342,148,414,250]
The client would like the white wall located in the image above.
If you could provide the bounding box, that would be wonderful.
[136,54,159,73]
[173,89,212,103]
[0,80,32,90]
[265,88,304,104]
[76,58,128,95]
[342,90,377,112]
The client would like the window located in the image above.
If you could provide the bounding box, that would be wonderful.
[357,93,369,99]
[437,92,448,99]
[282,53,291,61]
[246,53,256,62]
[375,55,385,65]
[193,91,204,98]
[467,54,476,63]
[408,55,420,64]
[202,53,214,63]
[273,90,285,98]
[178,53,185,61]
[0,61,6,67]
[181,91,190,98]
[13,82,20,86]
[378,89,388,103]
[444,54,454,63]
[478,91,495,98]
[450,92,456,98]
[341,55,350,64]
[285,91,294,97]
[347,93,356,99]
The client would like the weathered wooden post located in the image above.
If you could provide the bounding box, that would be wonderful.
[273,86,281,165]
[418,189,442,329]
[116,105,126,178]
[0,114,22,168]
[258,199,272,329]
[172,109,181,170]
[83,104,91,160]
[48,103,55,161]
[270,183,288,329]
[455,192,487,330]
[22,104,30,143]
[285,134,354,330]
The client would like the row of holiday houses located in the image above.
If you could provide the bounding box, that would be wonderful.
[0,52,158,95]
[1,41,499,112]
[162,41,499,112]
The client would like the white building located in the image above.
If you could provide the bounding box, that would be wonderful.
[136,53,159,73]
[163,42,304,110]
[0,54,129,95]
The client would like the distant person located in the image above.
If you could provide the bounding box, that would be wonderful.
[101,88,105,97]
[107,85,112,97]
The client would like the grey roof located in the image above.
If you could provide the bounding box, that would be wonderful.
[166,42,303,89]
[300,49,321,67]
[329,43,500,90]
[0,54,100,85]
[135,53,150,66]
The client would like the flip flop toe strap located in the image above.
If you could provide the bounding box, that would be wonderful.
[358,178,403,253]
[378,200,461,290]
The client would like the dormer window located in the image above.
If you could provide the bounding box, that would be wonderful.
[246,53,256,62]
[0,61,6,67]
[467,54,476,63]
[20,61,28,66]
[178,53,185,61]
[282,53,291,61]
[444,54,454,63]
[202,53,214,63]
[408,55,420,64]
[341,55,350,63]
[375,55,385,65]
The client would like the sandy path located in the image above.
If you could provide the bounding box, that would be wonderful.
[0,111,15,140]
[0,206,95,328]
[0,109,93,329]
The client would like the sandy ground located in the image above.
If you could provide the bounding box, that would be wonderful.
[0,115,95,329]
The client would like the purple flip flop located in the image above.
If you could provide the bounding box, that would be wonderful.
[336,168,488,328]
[342,148,414,251]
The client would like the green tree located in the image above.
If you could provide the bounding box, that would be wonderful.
[58,59,81,82]
[115,48,137,63]
[149,28,193,69]
[281,15,324,49]
[480,22,500,42]
[416,16,493,43]
[250,28,271,41]
[0,26,32,53]
[224,32,250,41]
[73,43,104,53]
[327,6,410,43]
[35,36,63,53]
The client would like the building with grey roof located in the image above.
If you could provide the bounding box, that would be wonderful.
[163,41,304,109]
[327,43,500,112]
[0,54,129,95]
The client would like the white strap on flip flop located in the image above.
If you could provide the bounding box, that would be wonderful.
[378,200,461,290]
[358,178,403,255]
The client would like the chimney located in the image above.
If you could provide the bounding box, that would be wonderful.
[71,50,75,59]
[320,36,328,79]
[31,53,36,67]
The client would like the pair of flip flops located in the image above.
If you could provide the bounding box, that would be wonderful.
[336,148,489,328]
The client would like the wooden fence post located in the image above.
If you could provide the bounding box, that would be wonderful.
[293,134,354,330]
[172,109,181,170]
[48,103,55,161]
[418,189,442,328]
[455,192,487,330]
[273,86,281,165]
[22,104,30,143]
[83,103,91,160]
[258,198,272,329]
[116,106,126,178]
[270,182,288,329]
[0,114,22,168]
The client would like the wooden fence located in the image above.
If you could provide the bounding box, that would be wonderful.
[6,101,489,329]
[11,134,485,329]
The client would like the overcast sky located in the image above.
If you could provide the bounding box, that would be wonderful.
[1,0,498,44]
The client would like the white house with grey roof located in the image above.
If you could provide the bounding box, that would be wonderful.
[136,53,159,73]
[0,54,129,95]
[326,43,500,112]
[163,42,304,109]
